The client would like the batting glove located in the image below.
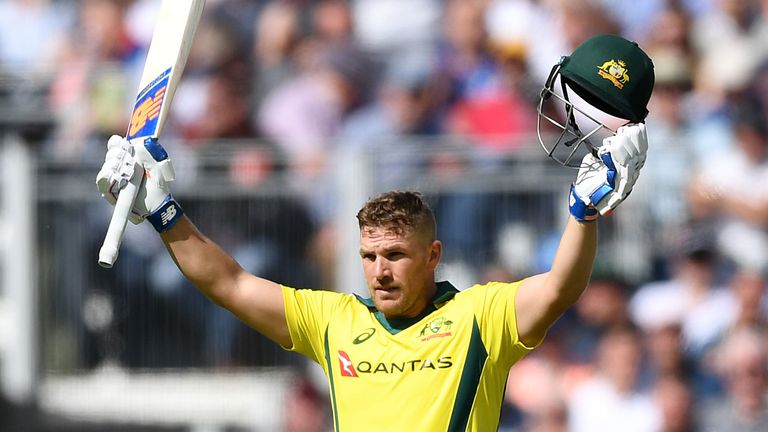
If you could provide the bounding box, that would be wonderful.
[569,123,648,221]
[96,135,184,232]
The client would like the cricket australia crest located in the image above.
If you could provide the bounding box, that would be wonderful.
[597,59,630,89]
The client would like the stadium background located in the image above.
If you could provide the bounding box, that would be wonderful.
[2,0,768,431]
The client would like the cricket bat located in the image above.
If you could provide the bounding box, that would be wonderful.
[98,0,206,268]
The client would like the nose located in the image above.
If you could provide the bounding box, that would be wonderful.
[375,258,392,281]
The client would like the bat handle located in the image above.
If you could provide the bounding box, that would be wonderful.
[98,164,144,268]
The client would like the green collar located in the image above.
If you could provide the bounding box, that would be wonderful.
[354,281,459,334]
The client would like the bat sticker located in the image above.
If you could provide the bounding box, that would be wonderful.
[127,67,172,140]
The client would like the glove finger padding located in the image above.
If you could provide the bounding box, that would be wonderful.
[133,139,176,214]
[600,123,647,200]
[96,135,174,224]
[570,123,648,220]
[96,136,139,207]
[571,153,616,220]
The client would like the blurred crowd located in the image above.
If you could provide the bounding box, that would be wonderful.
[6,0,768,431]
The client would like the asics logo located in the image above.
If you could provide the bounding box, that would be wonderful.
[353,328,376,344]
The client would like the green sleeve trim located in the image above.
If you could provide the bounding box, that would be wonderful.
[447,318,488,432]
[323,328,341,432]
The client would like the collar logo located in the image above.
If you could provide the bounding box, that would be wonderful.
[353,327,376,345]
[597,59,630,89]
[418,316,454,341]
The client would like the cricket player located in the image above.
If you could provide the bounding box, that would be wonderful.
[96,34,653,431]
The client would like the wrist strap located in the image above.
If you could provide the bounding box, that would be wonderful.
[569,185,598,222]
[147,197,184,232]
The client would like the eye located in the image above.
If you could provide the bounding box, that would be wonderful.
[361,253,376,261]
[387,251,405,260]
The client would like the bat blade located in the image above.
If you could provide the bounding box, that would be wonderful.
[98,0,205,268]
[128,0,205,142]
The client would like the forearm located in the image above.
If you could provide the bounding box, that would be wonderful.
[160,216,244,304]
[545,216,598,306]
[515,216,598,345]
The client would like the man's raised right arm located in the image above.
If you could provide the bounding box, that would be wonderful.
[160,217,290,347]
[96,135,291,348]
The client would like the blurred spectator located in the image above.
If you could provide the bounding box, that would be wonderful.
[47,0,143,161]
[312,0,354,44]
[688,97,768,274]
[729,269,768,331]
[561,277,633,364]
[430,0,510,272]
[597,0,667,42]
[525,0,619,84]
[204,0,265,53]
[634,4,722,276]
[257,41,376,194]
[643,1,695,56]
[337,52,446,188]
[630,226,736,358]
[446,42,537,151]
[698,327,768,431]
[180,69,255,142]
[172,11,250,137]
[519,397,568,432]
[340,54,441,142]
[567,325,661,432]
[653,373,696,432]
[643,322,691,383]
[78,0,142,65]
[0,0,71,75]
[691,0,766,91]
[283,376,331,432]
[351,0,440,58]
[251,1,302,108]
[440,0,537,151]
[436,0,499,109]
[506,338,589,432]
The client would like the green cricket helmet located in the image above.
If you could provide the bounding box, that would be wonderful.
[538,34,655,167]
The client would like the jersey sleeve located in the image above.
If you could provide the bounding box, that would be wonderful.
[466,281,539,368]
[281,285,345,363]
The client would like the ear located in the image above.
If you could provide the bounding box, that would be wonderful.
[428,240,442,270]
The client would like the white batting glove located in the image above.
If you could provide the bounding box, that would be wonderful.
[570,123,648,221]
[96,135,183,232]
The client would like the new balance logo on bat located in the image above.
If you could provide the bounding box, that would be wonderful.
[126,68,171,141]
[129,85,166,137]
[161,204,177,225]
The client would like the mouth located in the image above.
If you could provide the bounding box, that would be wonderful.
[373,285,399,298]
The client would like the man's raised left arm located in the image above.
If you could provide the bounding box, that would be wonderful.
[514,124,648,346]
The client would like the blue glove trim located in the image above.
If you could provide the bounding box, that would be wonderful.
[590,183,614,206]
[144,138,169,162]
[147,196,184,232]
[600,152,617,187]
[569,185,598,222]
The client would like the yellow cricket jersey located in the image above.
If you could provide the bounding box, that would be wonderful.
[281,281,537,431]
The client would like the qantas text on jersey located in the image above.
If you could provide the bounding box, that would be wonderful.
[337,352,454,376]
